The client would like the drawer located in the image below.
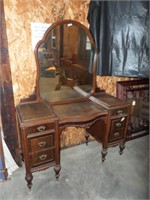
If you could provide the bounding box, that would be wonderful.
[110,107,128,116]
[109,128,124,142]
[27,123,54,134]
[30,148,55,167]
[28,134,54,153]
[110,117,126,131]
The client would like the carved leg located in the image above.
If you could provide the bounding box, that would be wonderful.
[54,165,61,180]
[25,173,33,190]
[85,132,90,145]
[101,148,107,162]
[119,143,125,155]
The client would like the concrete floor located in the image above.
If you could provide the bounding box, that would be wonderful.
[0,135,149,200]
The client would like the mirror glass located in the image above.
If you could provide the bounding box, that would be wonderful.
[36,21,96,102]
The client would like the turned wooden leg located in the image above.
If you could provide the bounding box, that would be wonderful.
[119,143,125,155]
[101,148,107,162]
[25,173,33,190]
[54,165,61,180]
[85,132,90,145]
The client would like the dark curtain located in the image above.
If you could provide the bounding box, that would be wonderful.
[87,1,149,78]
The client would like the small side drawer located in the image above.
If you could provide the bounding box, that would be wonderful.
[110,107,128,116]
[111,117,126,131]
[28,134,54,153]
[27,123,54,134]
[30,148,55,167]
[109,129,124,142]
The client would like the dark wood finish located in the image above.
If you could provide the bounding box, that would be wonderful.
[116,79,149,141]
[88,92,131,161]
[0,0,21,165]
[16,102,60,189]
[16,20,131,189]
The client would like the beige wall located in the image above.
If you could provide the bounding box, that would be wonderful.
[4,0,130,147]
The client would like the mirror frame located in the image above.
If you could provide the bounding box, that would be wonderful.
[34,19,98,103]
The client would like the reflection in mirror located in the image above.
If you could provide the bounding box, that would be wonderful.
[36,21,96,102]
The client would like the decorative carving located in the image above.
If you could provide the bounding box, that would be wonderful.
[78,118,100,129]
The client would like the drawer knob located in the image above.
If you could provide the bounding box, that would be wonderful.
[117,110,123,115]
[37,126,46,132]
[114,132,120,137]
[116,123,122,128]
[39,154,47,160]
[38,141,46,147]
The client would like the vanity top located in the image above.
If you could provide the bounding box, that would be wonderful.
[52,100,107,125]
[16,101,58,126]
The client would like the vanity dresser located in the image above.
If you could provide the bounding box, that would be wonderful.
[16,20,131,189]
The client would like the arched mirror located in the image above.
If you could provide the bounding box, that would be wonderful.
[35,20,97,104]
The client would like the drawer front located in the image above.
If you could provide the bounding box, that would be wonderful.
[28,134,54,153]
[111,117,126,131]
[109,128,124,142]
[30,148,55,167]
[110,107,128,116]
[27,123,54,134]
[108,117,127,142]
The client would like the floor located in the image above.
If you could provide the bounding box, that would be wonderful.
[0,135,149,200]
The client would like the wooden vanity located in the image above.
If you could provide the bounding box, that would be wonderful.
[16,20,131,189]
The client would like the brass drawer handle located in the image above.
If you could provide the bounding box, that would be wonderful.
[117,110,123,115]
[39,154,47,160]
[116,123,122,128]
[114,132,120,137]
[37,126,46,132]
[38,141,46,147]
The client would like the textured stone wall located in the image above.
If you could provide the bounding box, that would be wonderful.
[4,0,131,148]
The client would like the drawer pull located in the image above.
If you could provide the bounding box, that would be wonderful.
[117,110,123,115]
[38,141,46,147]
[116,123,122,128]
[39,154,47,160]
[37,126,46,132]
[114,132,120,137]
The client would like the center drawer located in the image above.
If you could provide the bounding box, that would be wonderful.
[28,134,54,153]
